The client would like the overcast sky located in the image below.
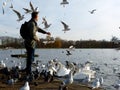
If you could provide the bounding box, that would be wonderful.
[0,0,120,41]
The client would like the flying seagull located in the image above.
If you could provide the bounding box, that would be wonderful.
[12,9,24,21]
[60,0,69,7]
[23,8,32,14]
[42,17,51,29]
[61,21,70,33]
[2,2,6,15]
[30,1,39,12]
[23,1,38,14]
[89,9,96,14]
[2,6,4,15]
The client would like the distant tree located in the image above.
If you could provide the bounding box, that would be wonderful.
[54,37,62,48]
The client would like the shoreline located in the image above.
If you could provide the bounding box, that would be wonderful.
[0,73,102,90]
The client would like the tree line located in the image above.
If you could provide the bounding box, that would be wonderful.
[0,36,119,48]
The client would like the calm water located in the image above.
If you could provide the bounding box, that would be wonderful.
[0,48,120,90]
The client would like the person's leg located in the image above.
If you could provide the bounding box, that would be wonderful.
[25,46,35,75]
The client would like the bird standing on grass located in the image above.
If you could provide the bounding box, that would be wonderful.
[19,81,30,90]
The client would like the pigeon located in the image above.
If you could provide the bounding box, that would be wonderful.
[42,17,51,29]
[61,21,70,33]
[19,81,30,90]
[60,0,69,7]
[12,9,24,21]
[89,9,96,14]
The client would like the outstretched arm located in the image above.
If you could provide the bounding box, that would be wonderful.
[38,27,51,35]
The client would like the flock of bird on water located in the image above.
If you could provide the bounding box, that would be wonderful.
[1,47,120,90]
[0,55,103,90]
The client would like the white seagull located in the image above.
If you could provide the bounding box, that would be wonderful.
[12,9,24,21]
[2,2,6,14]
[19,81,30,90]
[42,17,51,29]
[61,21,70,33]
[69,45,75,51]
[60,0,69,7]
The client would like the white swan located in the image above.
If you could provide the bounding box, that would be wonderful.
[56,62,71,76]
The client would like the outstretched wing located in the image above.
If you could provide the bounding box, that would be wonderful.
[2,7,4,14]
[91,9,96,13]
[23,8,29,12]
[12,9,21,18]
[30,1,34,11]
[93,9,96,12]
[61,21,68,29]
[9,3,13,8]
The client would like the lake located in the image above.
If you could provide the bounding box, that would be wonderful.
[0,48,120,90]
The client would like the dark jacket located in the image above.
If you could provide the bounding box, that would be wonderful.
[24,19,47,48]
